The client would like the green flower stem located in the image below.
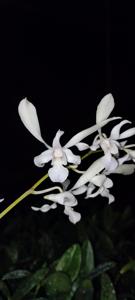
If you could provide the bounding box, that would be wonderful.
[0,173,49,220]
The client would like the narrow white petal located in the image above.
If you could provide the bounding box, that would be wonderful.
[52,130,64,148]
[119,128,135,139]
[31,206,40,211]
[96,94,115,124]
[65,117,121,149]
[90,134,100,151]
[72,157,105,189]
[124,144,135,148]
[75,142,90,151]
[87,183,95,195]
[18,98,49,147]
[65,124,99,148]
[48,165,69,182]
[86,188,101,198]
[110,120,131,140]
[64,206,81,224]
[0,198,4,203]
[34,149,52,167]
[72,185,87,195]
[111,164,135,175]
[64,148,81,165]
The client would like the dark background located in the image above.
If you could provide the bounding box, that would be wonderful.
[0,1,134,220]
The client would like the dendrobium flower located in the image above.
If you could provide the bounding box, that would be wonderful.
[34,129,81,183]
[31,190,81,224]
[18,94,121,183]
[90,119,135,172]
[86,174,114,204]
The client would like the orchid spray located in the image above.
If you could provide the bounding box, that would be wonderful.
[1,94,135,224]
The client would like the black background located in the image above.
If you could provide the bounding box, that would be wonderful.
[0,1,135,220]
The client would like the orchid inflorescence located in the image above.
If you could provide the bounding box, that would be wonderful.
[1,94,135,224]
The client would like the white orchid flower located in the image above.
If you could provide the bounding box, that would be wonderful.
[72,157,115,204]
[91,118,135,172]
[86,174,114,204]
[19,99,93,183]
[18,94,121,182]
[31,190,81,224]
[18,98,112,183]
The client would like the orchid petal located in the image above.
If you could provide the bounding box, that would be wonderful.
[125,149,135,159]
[64,206,81,224]
[34,149,52,167]
[72,157,105,189]
[110,164,135,175]
[110,120,131,140]
[104,177,113,188]
[102,153,118,171]
[0,198,4,203]
[64,148,81,165]
[65,124,99,148]
[86,188,101,198]
[31,203,57,212]
[65,117,121,149]
[119,128,135,139]
[101,189,115,204]
[96,94,114,124]
[87,183,95,195]
[124,144,135,148]
[48,164,69,182]
[75,142,90,151]
[91,174,106,187]
[40,203,57,212]
[109,141,119,154]
[18,98,49,147]
[52,130,64,148]
[44,191,77,206]
[118,154,130,165]
[72,185,87,195]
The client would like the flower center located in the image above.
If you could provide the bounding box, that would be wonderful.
[53,148,63,158]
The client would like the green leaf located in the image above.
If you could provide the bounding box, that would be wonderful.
[0,280,11,300]
[120,260,135,274]
[81,240,94,277]
[90,261,116,279]
[12,263,48,300]
[100,273,117,300]
[2,270,31,280]
[55,244,81,282]
[45,271,71,296]
[75,279,94,300]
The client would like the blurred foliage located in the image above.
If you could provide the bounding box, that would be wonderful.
[0,203,135,299]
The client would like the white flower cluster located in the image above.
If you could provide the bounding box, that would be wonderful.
[18,94,135,224]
